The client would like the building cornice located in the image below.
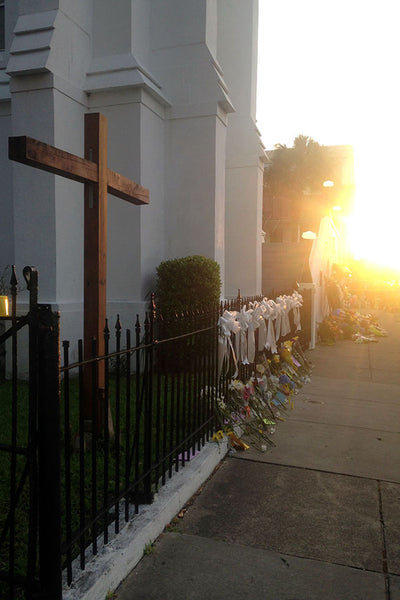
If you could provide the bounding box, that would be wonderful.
[6,10,57,76]
[85,54,170,110]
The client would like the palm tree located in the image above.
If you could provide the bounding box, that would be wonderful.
[264,135,336,231]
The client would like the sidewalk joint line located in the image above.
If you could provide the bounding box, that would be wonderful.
[184,532,389,577]
[367,343,375,381]
[230,455,400,485]
[299,391,400,405]
[377,480,391,599]
[286,417,400,435]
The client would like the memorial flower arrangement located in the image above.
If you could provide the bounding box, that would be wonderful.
[213,335,312,452]
[211,291,314,451]
[318,308,387,345]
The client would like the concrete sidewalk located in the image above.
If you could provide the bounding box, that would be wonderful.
[115,310,400,600]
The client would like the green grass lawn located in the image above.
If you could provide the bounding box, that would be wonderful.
[0,379,30,600]
[0,367,216,597]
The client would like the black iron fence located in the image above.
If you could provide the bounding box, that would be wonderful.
[0,267,61,600]
[0,269,309,600]
[59,298,221,589]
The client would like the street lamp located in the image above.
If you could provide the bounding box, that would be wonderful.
[301,231,317,240]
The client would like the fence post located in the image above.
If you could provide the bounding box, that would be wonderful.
[143,295,156,503]
[25,268,40,588]
[237,288,241,311]
[37,305,62,600]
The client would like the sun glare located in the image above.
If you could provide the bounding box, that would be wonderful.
[257,0,400,277]
[345,149,400,274]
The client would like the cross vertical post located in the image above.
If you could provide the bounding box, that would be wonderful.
[83,113,107,420]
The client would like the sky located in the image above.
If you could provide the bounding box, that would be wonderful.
[256,0,400,269]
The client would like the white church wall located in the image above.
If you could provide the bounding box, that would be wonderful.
[9,81,88,350]
[205,0,218,60]
[48,9,92,91]
[131,0,151,66]
[0,0,18,73]
[89,93,146,331]
[85,0,170,325]
[7,0,91,270]
[218,1,259,119]
[218,0,265,298]
[53,87,86,348]
[225,158,264,297]
[150,0,208,51]
[6,0,92,348]
[214,112,227,292]
[0,103,14,268]
[2,0,263,349]
[150,0,231,290]
[18,0,59,13]
[164,114,221,261]
[139,94,167,300]
[85,80,169,327]
[10,81,58,303]
[92,0,131,59]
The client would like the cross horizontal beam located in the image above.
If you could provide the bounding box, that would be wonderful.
[9,136,149,205]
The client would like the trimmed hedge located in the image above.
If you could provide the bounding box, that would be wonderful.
[156,255,221,314]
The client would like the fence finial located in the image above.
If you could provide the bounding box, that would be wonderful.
[104,318,110,338]
[23,266,39,310]
[10,265,17,289]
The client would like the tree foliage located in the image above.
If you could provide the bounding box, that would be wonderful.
[264,135,336,218]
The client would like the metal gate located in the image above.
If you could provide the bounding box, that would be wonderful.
[0,266,61,600]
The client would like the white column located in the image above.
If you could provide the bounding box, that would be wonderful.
[218,0,265,298]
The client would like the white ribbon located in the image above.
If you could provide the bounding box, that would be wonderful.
[246,306,261,364]
[263,299,278,354]
[218,310,240,377]
[236,306,253,365]
[276,296,291,337]
[252,304,267,351]
[217,290,303,371]
[292,291,303,331]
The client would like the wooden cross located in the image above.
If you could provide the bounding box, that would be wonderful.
[9,113,149,418]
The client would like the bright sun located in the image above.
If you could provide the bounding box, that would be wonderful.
[345,147,400,273]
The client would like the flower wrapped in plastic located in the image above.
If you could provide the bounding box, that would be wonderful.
[213,377,276,450]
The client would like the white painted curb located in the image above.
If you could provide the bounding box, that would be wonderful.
[62,438,228,600]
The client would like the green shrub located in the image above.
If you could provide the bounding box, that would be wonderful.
[156,255,221,314]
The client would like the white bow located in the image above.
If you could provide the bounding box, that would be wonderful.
[251,303,267,351]
[276,295,291,337]
[263,299,278,354]
[218,310,240,376]
[217,290,304,372]
[292,291,303,331]
[236,306,254,364]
